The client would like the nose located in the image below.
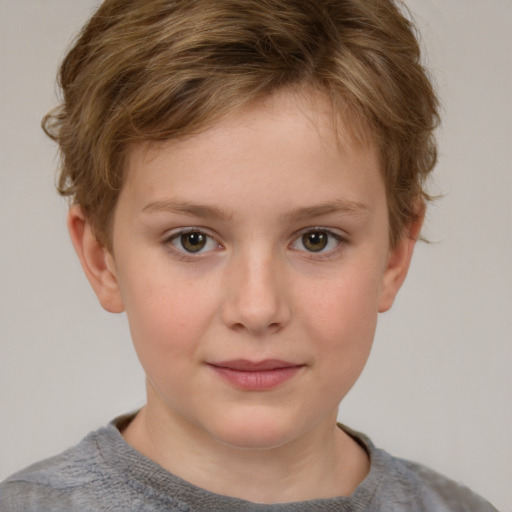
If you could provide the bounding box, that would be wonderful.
[220,249,291,336]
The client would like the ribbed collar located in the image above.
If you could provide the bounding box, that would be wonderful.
[86,415,388,511]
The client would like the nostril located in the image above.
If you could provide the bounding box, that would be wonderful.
[232,322,246,332]
[227,319,284,336]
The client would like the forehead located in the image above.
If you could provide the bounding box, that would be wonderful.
[120,89,384,221]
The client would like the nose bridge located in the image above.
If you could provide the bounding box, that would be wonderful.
[222,243,290,334]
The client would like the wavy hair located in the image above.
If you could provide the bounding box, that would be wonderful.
[43,0,439,248]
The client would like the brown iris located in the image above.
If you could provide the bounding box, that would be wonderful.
[302,231,328,252]
[180,232,207,252]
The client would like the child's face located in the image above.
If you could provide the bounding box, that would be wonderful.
[76,90,416,450]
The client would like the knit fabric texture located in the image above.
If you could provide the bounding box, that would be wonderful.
[0,420,498,512]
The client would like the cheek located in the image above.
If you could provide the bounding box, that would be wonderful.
[300,267,381,388]
[303,267,381,344]
[120,274,217,378]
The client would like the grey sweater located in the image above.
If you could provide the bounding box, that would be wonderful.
[0,421,498,511]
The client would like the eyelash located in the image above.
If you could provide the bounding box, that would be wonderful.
[164,228,222,258]
[289,228,346,258]
[163,227,346,259]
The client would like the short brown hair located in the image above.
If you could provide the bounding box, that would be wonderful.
[44,0,439,249]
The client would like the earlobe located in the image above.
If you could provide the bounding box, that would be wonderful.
[378,208,424,313]
[67,205,125,313]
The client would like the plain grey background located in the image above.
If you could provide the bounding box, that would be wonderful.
[0,1,511,510]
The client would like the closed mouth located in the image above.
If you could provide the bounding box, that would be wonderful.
[208,359,303,372]
[207,360,305,390]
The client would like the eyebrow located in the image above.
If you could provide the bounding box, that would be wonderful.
[142,199,233,221]
[283,199,371,221]
[142,198,369,221]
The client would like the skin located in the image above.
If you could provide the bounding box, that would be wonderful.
[68,89,421,504]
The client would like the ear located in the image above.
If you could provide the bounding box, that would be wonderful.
[67,205,125,313]
[378,207,425,313]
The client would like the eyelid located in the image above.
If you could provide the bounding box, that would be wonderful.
[161,226,347,258]
[163,227,222,255]
[289,227,347,255]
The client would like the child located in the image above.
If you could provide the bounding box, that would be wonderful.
[0,0,499,510]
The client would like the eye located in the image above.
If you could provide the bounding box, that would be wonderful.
[291,229,343,253]
[168,230,219,254]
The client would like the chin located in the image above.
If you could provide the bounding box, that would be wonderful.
[206,409,303,451]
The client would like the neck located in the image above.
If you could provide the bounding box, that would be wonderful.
[122,394,369,504]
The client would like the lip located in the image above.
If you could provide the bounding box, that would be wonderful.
[208,359,304,390]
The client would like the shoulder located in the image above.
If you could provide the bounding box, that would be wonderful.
[0,427,115,512]
[349,428,499,512]
[388,455,497,511]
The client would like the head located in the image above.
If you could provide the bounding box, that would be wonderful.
[44,0,439,251]
[45,0,439,453]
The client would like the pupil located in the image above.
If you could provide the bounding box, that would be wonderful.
[303,231,327,252]
[182,232,206,252]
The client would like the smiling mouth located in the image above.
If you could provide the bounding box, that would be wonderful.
[207,359,304,390]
